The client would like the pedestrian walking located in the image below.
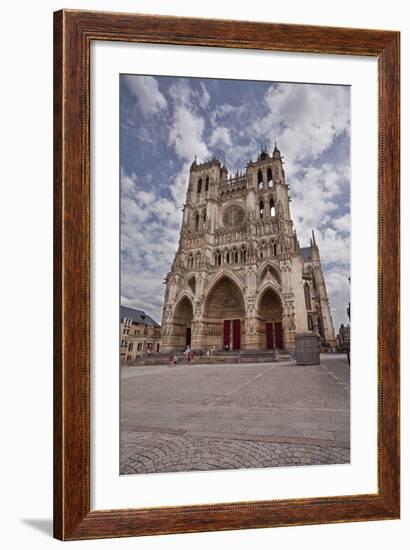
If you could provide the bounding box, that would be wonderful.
[168,353,174,368]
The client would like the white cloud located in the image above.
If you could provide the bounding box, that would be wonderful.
[290,163,349,243]
[224,142,259,173]
[120,167,183,321]
[251,83,350,176]
[333,213,350,233]
[167,79,211,162]
[199,83,211,109]
[168,106,209,161]
[210,103,245,127]
[123,75,167,117]
[209,127,232,148]
[323,264,351,330]
[316,227,350,266]
[169,161,191,205]
[121,169,137,195]
[169,79,193,105]
[169,79,210,111]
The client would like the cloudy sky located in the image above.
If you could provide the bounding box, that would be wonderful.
[120,74,351,331]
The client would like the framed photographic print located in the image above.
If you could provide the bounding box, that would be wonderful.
[54,9,400,540]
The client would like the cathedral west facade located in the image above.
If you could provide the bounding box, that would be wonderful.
[161,144,336,352]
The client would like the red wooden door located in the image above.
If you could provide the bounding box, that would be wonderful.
[266,322,273,349]
[274,322,283,349]
[223,320,230,349]
[233,319,241,350]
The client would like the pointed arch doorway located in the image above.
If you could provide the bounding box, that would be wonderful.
[171,296,193,349]
[258,287,284,350]
[204,276,245,350]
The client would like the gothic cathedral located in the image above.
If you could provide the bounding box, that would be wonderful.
[161,144,336,352]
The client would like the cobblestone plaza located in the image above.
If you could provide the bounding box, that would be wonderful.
[120,355,350,474]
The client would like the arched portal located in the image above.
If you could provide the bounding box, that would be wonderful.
[257,287,284,349]
[171,296,193,349]
[259,264,281,285]
[203,276,245,350]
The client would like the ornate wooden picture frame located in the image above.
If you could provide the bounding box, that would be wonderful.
[53,9,400,540]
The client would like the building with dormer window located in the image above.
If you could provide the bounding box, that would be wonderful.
[120,306,161,362]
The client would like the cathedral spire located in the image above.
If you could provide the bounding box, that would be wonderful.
[273,142,281,160]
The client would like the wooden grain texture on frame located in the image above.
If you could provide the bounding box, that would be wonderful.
[53,9,400,541]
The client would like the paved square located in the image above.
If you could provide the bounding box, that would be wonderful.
[120,354,350,474]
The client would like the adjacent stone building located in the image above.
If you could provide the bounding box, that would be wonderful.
[161,144,336,352]
[120,306,161,363]
[336,323,350,352]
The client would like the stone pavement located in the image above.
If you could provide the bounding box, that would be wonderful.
[120,355,350,474]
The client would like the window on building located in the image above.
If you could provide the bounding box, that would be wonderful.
[157,343,160,352]
[188,276,196,294]
[226,252,230,264]
[197,178,202,193]
[273,243,277,256]
[234,249,239,263]
[259,200,264,219]
[270,198,275,217]
[307,315,313,331]
[205,176,209,192]
[128,342,133,351]
[304,283,312,310]
[195,213,200,232]
[258,170,263,190]
[267,167,273,187]
[137,343,142,351]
